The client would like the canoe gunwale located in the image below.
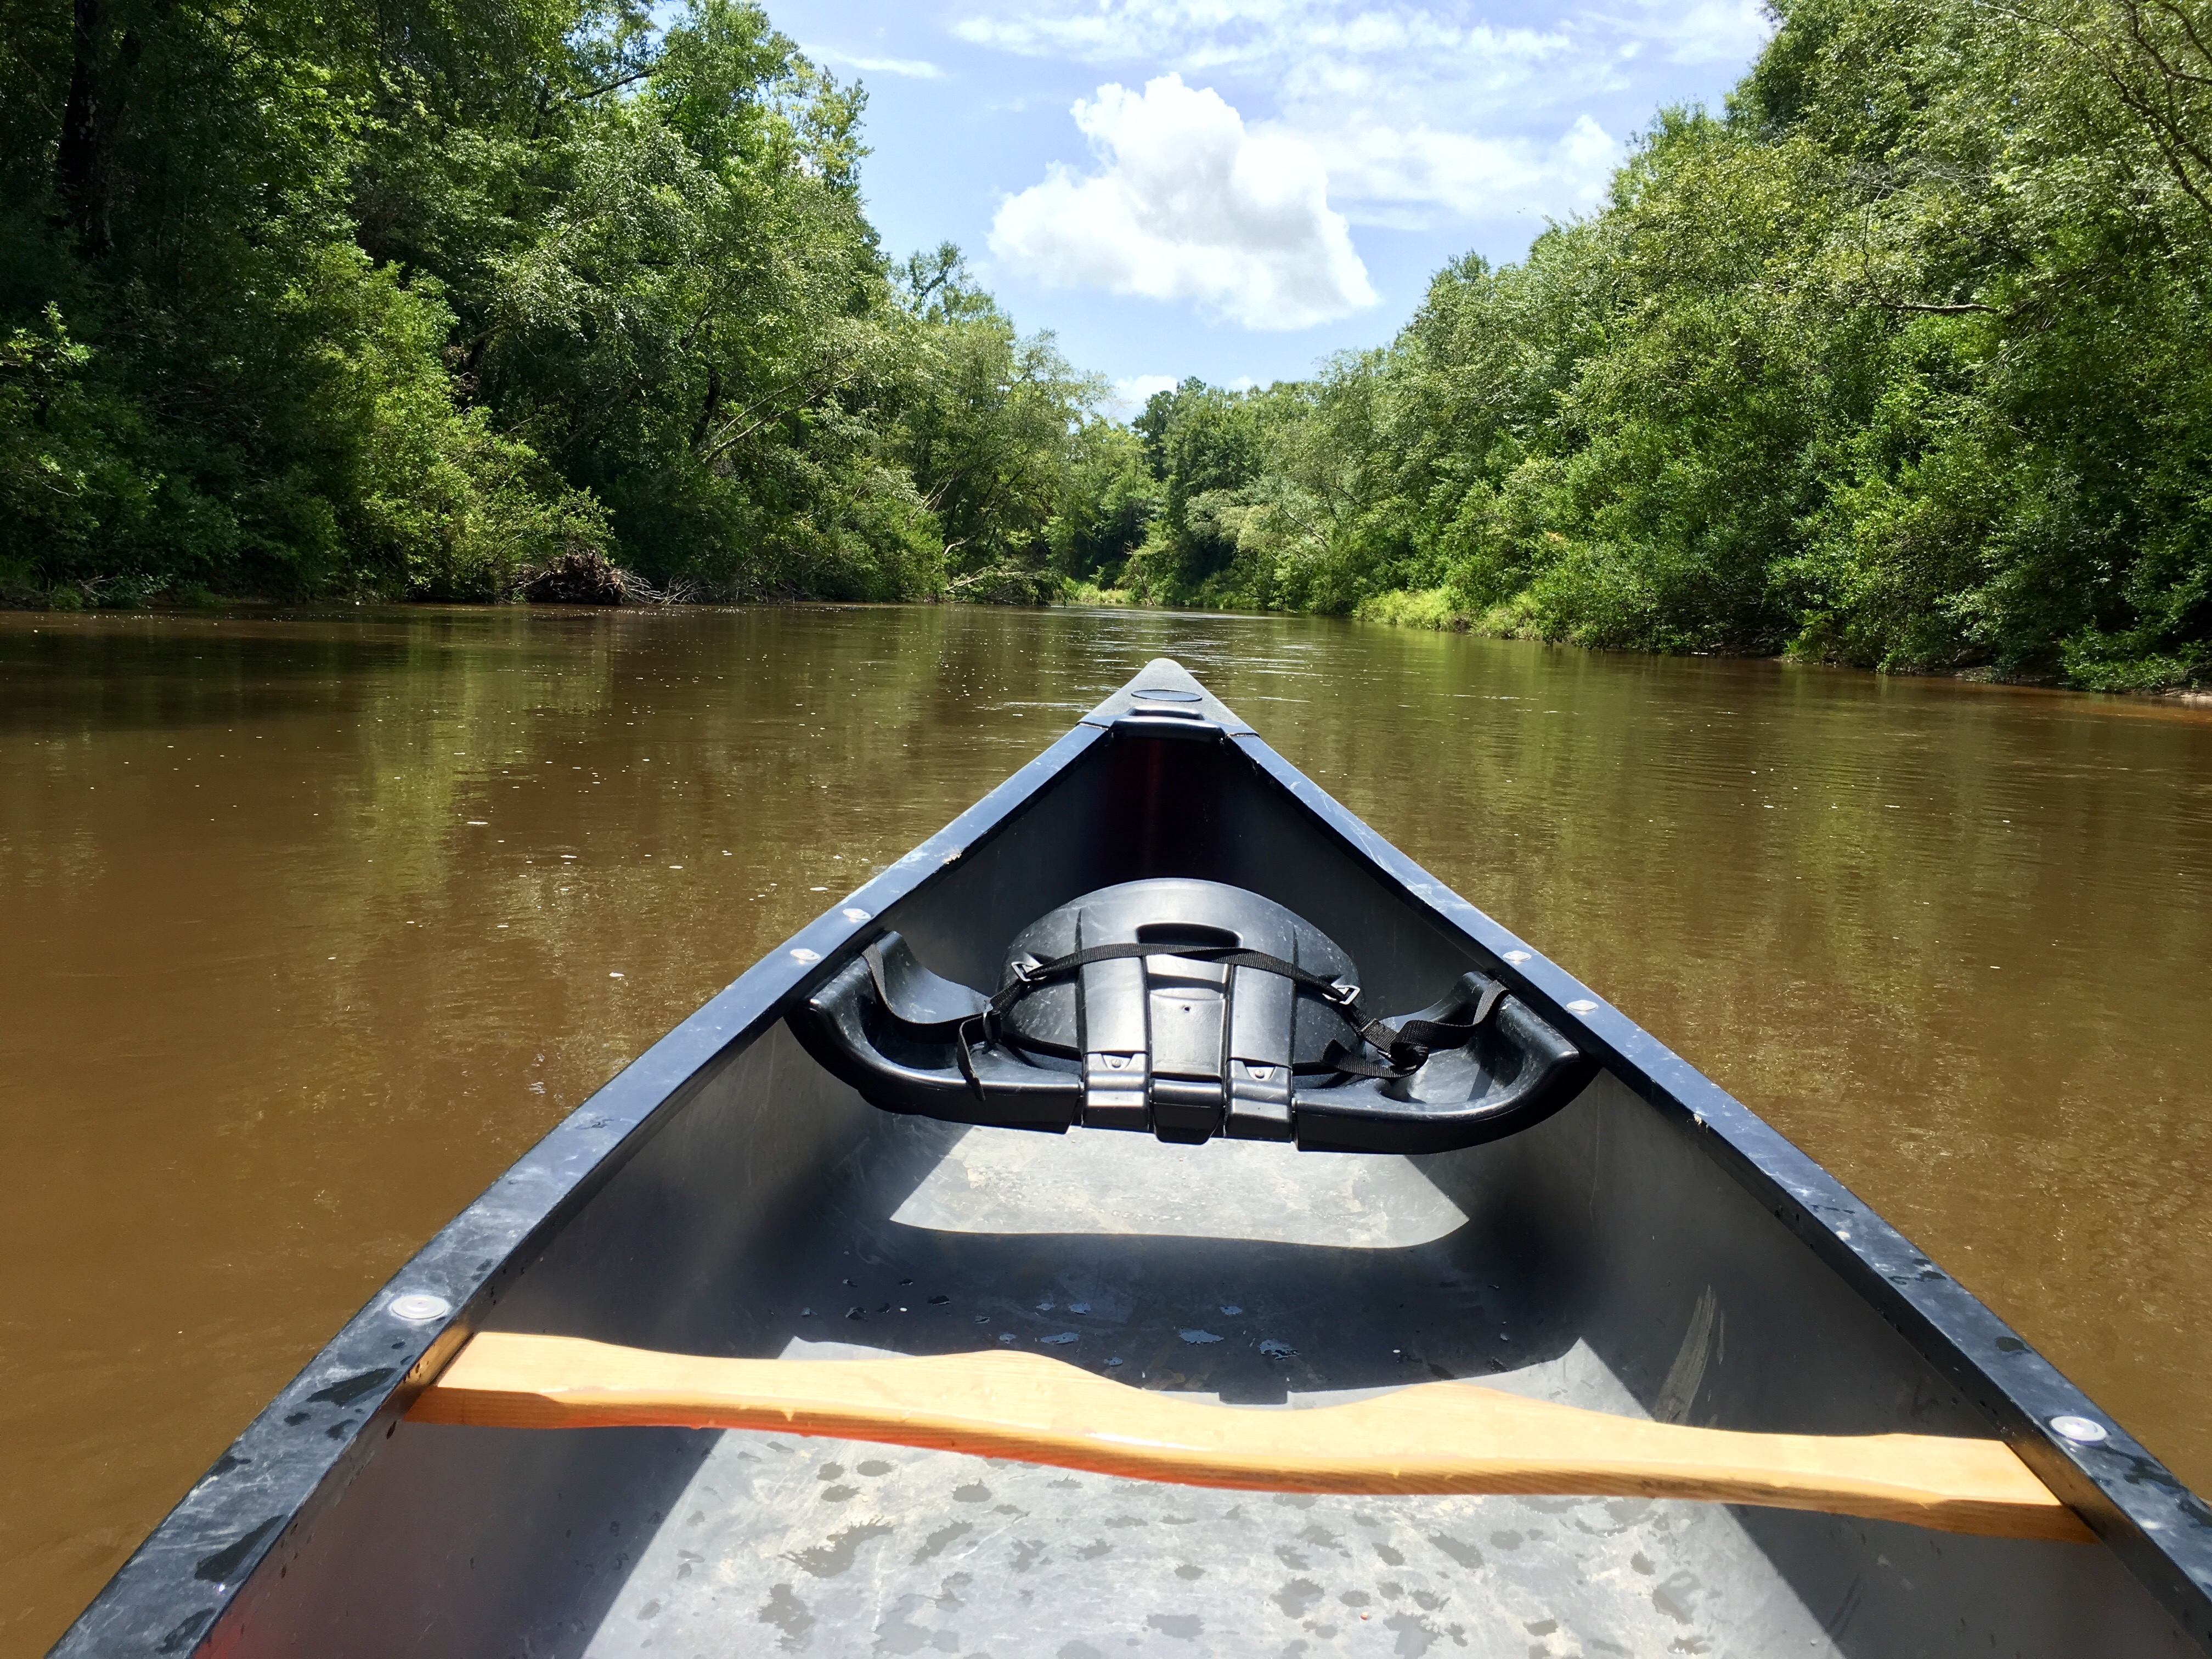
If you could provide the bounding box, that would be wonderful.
[47,658,2212,1658]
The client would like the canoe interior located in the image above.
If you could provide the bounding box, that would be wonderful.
[209,724,2192,1657]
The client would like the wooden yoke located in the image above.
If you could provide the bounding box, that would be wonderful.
[408,1333,2092,1544]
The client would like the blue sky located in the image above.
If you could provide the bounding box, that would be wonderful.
[787,0,1772,405]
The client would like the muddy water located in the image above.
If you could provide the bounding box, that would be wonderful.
[2,604,2209,1652]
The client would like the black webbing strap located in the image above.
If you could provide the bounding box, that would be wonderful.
[955,1013,988,1093]
[1323,977,1506,1080]
[986,941,1355,1018]
[969,941,1503,1087]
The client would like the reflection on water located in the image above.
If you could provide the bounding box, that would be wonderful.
[2,604,2209,1651]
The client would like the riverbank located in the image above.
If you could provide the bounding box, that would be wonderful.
[10,578,2210,698]
[1068,578,2212,696]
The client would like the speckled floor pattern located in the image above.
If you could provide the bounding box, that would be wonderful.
[570,1130,1841,1658]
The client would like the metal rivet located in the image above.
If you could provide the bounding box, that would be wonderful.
[1503,950,1532,964]
[789,948,820,964]
[1566,999,1598,1014]
[842,908,871,923]
[389,1294,450,1323]
[2051,1415,2108,1445]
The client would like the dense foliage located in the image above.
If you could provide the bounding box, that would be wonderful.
[0,0,1099,603]
[7,0,2209,685]
[1073,0,2212,687]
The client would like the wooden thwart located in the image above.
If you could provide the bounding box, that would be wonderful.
[409,1333,2091,1543]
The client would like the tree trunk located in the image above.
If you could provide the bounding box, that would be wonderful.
[55,0,109,253]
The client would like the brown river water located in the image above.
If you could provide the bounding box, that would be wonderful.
[2,603,2209,1652]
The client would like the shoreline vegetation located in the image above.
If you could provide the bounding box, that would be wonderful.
[4,0,2209,690]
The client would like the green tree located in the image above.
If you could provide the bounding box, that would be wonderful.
[0,0,1101,606]
[889,247,1102,601]
[1118,0,2211,688]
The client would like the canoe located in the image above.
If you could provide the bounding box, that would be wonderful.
[54,659,2212,1658]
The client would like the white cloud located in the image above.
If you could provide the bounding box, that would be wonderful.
[1108,373,1182,416]
[953,0,1770,229]
[1313,112,1622,226]
[956,1,1571,90]
[1624,0,1771,64]
[809,46,946,78]
[989,75,1378,330]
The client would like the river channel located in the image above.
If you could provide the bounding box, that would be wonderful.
[2,603,2209,1654]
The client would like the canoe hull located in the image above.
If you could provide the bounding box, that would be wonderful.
[202,1047,2186,1656]
[54,661,2212,1658]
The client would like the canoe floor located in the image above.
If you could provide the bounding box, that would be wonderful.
[225,1032,2187,1659]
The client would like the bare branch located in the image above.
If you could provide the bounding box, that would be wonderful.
[553,63,656,109]
[697,364,865,462]
[2149,0,2212,76]
[2102,63,2212,216]
[2129,0,2212,83]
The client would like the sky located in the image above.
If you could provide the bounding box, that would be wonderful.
[788,0,1774,407]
